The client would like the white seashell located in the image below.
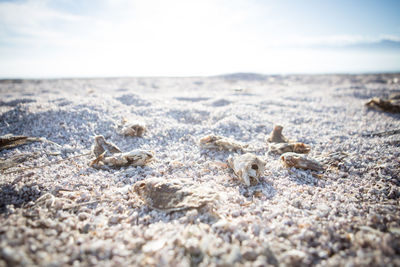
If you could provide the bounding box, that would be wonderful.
[227,153,266,186]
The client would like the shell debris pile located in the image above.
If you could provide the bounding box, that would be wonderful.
[1,75,399,266]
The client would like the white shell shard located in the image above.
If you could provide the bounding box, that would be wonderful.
[199,134,245,151]
[133,177,216,212]
[92,135,121,157]
[102,149,154,167]
[90,135,153,168]
[280,152,324,171]
[267,125,289,143]
[269,142,310,155]
[227,153,266,186]
[119,121,146,137]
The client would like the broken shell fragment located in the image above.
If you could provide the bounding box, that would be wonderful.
[280,152,324,171]
[133,178,216,212]
[119,121,146,137]
[102,149,154,167]
[199,134,246,151]
[267,125,289,143]
[269,142,310,155]
[227,153,266,186]
[365,97,400,113]
[90,135,153,168]
[92,135,122,157]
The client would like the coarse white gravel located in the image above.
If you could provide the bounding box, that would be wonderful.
[0,73,399,266]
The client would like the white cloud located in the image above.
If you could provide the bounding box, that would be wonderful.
[0,0,399,77]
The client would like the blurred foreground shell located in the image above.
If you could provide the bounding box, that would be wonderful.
[0,134,41,151]
[280,152,324,171]
[199,134,246,151]
[267,125,289,143]
[133,178,216,212]
[269,142,310,155]
[227,153,266,186]
[119,121,146,137]
[365,97,400,113]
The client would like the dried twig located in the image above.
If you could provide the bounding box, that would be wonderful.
[62,199,113,210]
[362,129,400,137]
[2,152,91,175]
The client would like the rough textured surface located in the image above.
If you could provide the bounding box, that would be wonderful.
[133,177,217,212]
[0,74,400,266]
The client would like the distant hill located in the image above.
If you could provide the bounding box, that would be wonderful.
[216,73,268,81]
[344,39,400,50]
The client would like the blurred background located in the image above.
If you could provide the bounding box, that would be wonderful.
[0,0,399,78]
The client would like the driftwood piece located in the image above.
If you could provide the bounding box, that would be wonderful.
[362,128,400,137]
[0,134,41,151]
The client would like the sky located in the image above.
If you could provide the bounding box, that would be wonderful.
[0,0,399,78]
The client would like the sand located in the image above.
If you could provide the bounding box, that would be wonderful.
[0,73,399,266]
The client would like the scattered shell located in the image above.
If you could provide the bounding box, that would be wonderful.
[267,125,289,143]
[90,135,153,168]
[269,142,310,155]
[133,177,216,212]
[101,149,154,167]
[92,135,121,157]
[365,97,400,113]
[119,121,146,137]
[227,153,266,186]
[0,134,41,151]
[199,134,246,151]
[280,152,324,171]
